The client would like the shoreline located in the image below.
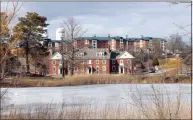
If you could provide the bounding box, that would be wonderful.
[0,74,191,88]
[1,82,191,88]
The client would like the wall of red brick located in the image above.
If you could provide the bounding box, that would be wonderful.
[97,41,109,48]
[72,59,110,74]
[48,60,61,75]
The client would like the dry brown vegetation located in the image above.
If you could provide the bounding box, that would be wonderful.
[0,74,191,88]
[1,103,190,119]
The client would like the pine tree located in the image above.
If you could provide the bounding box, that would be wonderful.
[152,57,159,66]
[13,12,49,73]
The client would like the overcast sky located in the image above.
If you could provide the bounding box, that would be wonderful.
[1,2,191,42]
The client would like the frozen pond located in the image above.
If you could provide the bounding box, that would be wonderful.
[1,84,191,114]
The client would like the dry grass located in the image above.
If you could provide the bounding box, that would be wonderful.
[2,103,190,119]
[159,58,184,69]
[1,74,191,88]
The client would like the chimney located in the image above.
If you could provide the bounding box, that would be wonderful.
[126,35,128,39]
[141,35,143,38]
[108,34,110,38]
[94,34,96,37]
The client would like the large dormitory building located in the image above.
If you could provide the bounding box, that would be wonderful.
[48,34,166,75]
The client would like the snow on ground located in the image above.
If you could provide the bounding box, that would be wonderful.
[1,84,191,114]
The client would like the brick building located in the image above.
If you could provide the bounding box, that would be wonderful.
[48,47,135,75]
[49,35,166,54]
[47,35,166,75]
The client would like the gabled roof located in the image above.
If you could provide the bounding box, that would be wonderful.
[116,51,135,59]
[76,48,111,60]
[51,52,62,60]
[110,51,135,59]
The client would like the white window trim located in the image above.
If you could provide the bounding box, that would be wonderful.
[53,60,56,65]
[88,60,92,64]
[96,66,99,71]
[102,66,106,71]
[96,60,99,64]
[101,52,104,57]
[102,60,106,64]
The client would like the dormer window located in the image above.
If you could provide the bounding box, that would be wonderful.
[101,52,104,57]
[96,52,100,56]
[78,52,85,57]
[104,51,107,56]
[120,39,123,43]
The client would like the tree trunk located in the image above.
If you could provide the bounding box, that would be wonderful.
[35,65,36,75]
[0,60,6,81]
[70,61,74,76]
[26,39,30,73]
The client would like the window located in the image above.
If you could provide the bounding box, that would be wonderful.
[102,66,106,71]
[48,43,52,47]
[120,60,123,64]
[74,66,78,71]
[96,66,99,73]
[102,60,106,64]
[96,52,100,56]
[96,60,99,64]
[112,59,115,64]
[80,53,84,56]
[53,66,56,71]
[53,60,56,65]
[81,66,84,71]
[120,39,123,43]
[88,60,92,64]
[112,66,116,71]
[101,52,104,57]
[128,59,131,64]
[85,40,88,44]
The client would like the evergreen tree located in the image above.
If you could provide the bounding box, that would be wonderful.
[152,57,159,66]
[13,12,49,73]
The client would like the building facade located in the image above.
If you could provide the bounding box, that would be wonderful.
[48,47,135,75]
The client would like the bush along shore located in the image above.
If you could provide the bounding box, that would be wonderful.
[0,74,191,88]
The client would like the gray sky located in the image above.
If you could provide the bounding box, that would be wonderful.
[1,2,191,42]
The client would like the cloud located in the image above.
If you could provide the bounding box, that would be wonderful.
[1,2,191,42]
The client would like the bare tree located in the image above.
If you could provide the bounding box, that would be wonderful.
[0,2,24,81]
[61,17,87,76]
[168,33,185,54]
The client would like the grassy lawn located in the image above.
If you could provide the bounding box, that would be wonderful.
[159,58,184,69]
